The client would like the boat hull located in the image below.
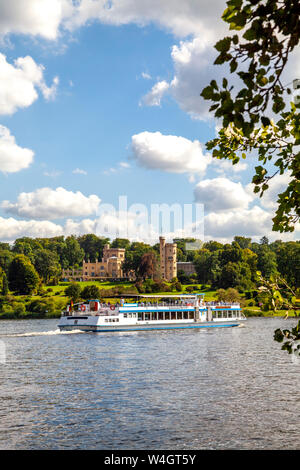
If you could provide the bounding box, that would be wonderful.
[58,320,242,333]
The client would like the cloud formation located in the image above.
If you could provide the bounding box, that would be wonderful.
[0,53,59,115]
[204,206,273,240]
[131,131,212,176]
[0,216,63,240]
[0,126,34,173]
[139,80,169,107]
[0,0,227,41]
[194,177,253,213]
[0,0,66,39]
[1,187,101,219]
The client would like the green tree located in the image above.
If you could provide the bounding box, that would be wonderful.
[138,252,158,280]
[203,241,224,252]
[63,236,85,267]
[201,0,300,232]
[273,241,300,287]
[234,236,251,249]
[77,234,110,262]
[219,262,241,289]
[8,254,39,294]
[194,249,212,284]
[177,269,191,285]
[122,242,153,278]
[217,287,241,303]
[1,272,8,295]
[255,245,278,279]
[81,285,101,300]
[111,238,131,250]
[0,249,14,275]
[65,282,81,302]
[33,248,61,283]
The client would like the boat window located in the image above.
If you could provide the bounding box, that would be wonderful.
[123,313,127,318]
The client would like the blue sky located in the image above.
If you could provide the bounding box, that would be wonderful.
[0,0,298,243]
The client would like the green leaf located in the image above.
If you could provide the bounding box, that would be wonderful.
[261,116,271,126]
[200,86,214,100]
[215,37,232,53]
[243,28,257,41]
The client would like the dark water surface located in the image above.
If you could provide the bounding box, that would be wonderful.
[0,317,299,450]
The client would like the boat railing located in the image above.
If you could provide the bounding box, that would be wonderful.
[206,301,240,307]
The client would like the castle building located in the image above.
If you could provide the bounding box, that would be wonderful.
[62,244,125,281]
[82,244,125,280]
[159,236,177,281]
[63,238,177,282]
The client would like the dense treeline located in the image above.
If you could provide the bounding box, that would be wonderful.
[0,234,299,296]
[176,236,299,291]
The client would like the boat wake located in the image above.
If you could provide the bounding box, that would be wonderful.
[0,329,86,338]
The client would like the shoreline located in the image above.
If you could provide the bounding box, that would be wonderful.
[0,312,298,320]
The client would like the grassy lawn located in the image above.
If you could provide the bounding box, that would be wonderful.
[49,280,134,294]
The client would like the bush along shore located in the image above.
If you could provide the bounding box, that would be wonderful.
[0,282,298,320]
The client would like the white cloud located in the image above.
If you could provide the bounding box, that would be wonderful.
[141,30,300,121]
[102,161,131,175]
[0,216,63,241]
[204,206,273,239]
[211,159,248,174]
[0,0,67,40]
[0,53,59,115]
[140,80,169,107]
[131,131,212,175]
[141,72,151,80]
[0,125,34,173]
[0,0,227,41]
[72,168,87,175]
[142,35,234,120]
[1,187,101,220]
[194,177,253,213]
[0,206,298,244]
[40,75,59,101]
[248,172,292,211]
[64,0,226,39]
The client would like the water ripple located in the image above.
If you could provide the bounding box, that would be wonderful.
[0,317,299,449]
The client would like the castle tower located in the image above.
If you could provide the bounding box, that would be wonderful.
[160,236,177,281]
[159,236,166,279]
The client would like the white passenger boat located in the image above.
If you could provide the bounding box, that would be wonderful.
[58,294,246,332]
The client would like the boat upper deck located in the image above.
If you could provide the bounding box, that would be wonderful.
[62,294,242,317]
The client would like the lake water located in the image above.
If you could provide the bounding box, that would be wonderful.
[0,317,299,450]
